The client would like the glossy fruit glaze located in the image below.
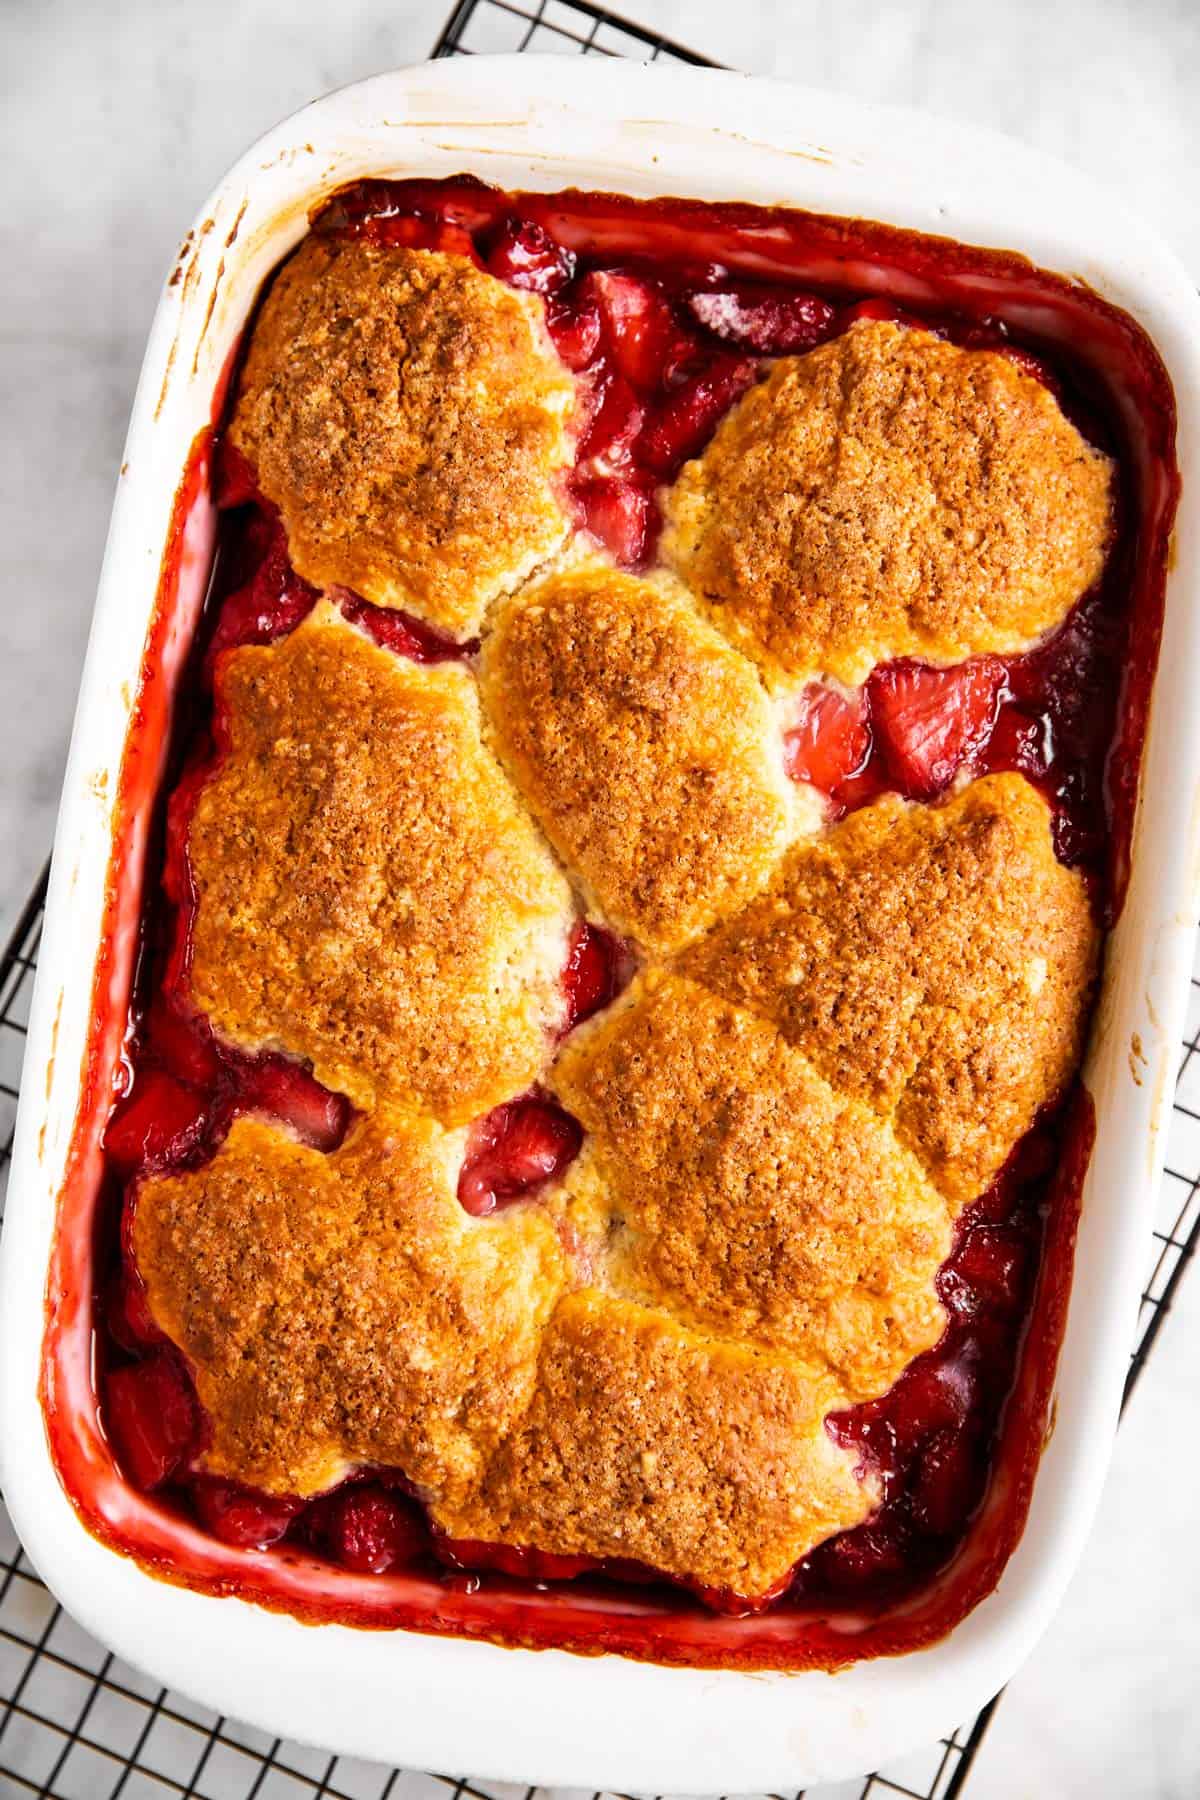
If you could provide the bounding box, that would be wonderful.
[41,176,1178,1670]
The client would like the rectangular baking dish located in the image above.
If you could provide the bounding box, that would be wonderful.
[1,56,1198,1794]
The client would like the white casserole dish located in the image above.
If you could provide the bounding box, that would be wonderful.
[1,54,1198,1793]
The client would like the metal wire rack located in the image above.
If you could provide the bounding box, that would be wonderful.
[2,2,1198,1795]
[431,0,718,64]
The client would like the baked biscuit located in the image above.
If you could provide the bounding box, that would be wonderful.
[682,774,1099,1203]
[230,238,575,637]
[188,603,574,1122]
[480,566,800,953]
[662,319,1113,683]
[434,1291,874,1599]
[553,974,951,1398]
[132,1112,568,1499]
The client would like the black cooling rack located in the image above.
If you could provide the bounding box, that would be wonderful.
[3,3,1199,1795]
[431,0,718,63]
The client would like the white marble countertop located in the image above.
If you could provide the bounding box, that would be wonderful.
[3,2,1198,1795]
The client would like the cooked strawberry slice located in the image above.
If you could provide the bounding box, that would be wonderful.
[983,702,1052,779]
[104,1352,198,1490]
[319,178,500,239]
[582,271,692,393]
[339,593,471,663]
[867,659,1004,799]
[105,1070,210,1175]
[104,1261,162,1354]
[831,760,890,816]
[356,214,478,259]
[561,920,630,1033]
[207,522,317,663]
[687,286,836,354]
[436,1535,596,1583]
[324,1484,427,1574]
[190,1476,302,1549]
[638,356,758,477]
[545,295,602,371]
[486,219,574,294]
[457,1094,583,1218]
[161,747,214,915]
[941,1226,1029,1316]
[142,995,221,1089]
[236,1054,351,1152]
[783,685,870,794]
[576,368,645,468]
[572,476,655,567]
[212,440,261,509]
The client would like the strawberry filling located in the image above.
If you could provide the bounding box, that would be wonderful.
[544,294,603,371]
[103,1260,164,1355]
[793,1123,1054,1601]
[104,1071,212,1178]
[576,367,645,468]
[840,296,928,331]
[204,515,319,668]
[140,993,221,1087]
[103,1352,199,1492]
[868,658,1005,800]
[984,703,1052,780]
[908,1429,982,1538]
[457,1093,583,1219]
[436,1536,599,1584]
[783,581,1119,866]
[338,592,475,663]
[309,1484,430,1575]
[582,270,699,393]
[783,685,871,793]
[190,1477,303,1550]
[560,920,632,1034]
[345,212,479,260]
[107,993,352,1185]
[434,1533,791,1619]
[485,218,575,295]
[571,474,656,567]
[234,1055,352,1153]
[638,355,758,478]
[315,177,501,240]
[212,439,261,510]
[687,285,837,354]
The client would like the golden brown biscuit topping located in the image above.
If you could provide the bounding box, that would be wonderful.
[188,603,574,1122]
[133,1113,567,1500]
[480,565,800,952]
[553,974,952,1400]
[435,1292,874,1598]
[662,320,1113,683]
[682,775,1099,1203]
[229,239,574,637]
